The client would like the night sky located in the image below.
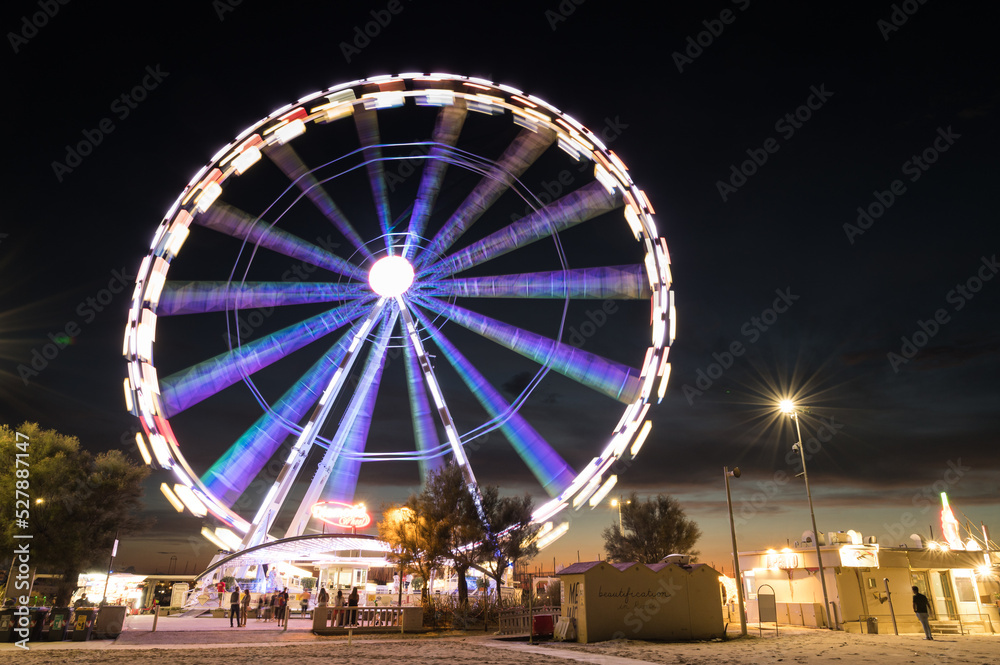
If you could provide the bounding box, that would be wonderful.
[3,1,998,577]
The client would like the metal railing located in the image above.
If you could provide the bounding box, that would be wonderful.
[851,613,996,635]
[311,605,423,633]
[930,613,995,635]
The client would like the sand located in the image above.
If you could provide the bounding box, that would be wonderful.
[0,618,996,664]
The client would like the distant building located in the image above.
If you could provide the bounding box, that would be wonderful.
[738,530,999,634]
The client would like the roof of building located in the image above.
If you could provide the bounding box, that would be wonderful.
[557,561,714,575]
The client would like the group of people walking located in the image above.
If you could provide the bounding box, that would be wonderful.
[253,588,291,626]
[222,585,294,627]
[217,581,363,628]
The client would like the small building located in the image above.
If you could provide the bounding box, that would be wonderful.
[739,530,999,635]
[557,560,725,643]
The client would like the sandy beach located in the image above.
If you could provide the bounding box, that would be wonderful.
[0,616,996,664]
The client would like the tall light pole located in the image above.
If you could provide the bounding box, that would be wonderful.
[780,399,833,630]
[610,496,631,528]
[724,466,747,636]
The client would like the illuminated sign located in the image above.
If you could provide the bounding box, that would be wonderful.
[765,552,799,570]
[940,492,963,550]
[838,545,879,568]
[311,501,371,529]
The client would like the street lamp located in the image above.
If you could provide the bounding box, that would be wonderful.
[780,399,834,629]
[724,466,747,636]
[610,496,631,528]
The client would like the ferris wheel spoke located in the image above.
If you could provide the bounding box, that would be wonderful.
[284,309,399,536]
[158,298,374,417]
[419,181,624,280]
[195,201,368,282]
[239,297,390,548]
[353,104,393,243]
[403,104,469,260]
[414,295,642,405]
[263,142,376,263]
[314,332,391,506]
[200,317,370,506]
[402,334,445,484]
[395,298,481,490]
[416,126,557,267]
[157,281,370,316]
[422,265,651,300]
[411,306,575,497]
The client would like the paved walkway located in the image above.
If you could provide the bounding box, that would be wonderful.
[0,614,311,651]
[488,641,661,665]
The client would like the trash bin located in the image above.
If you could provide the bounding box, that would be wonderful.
[47,608,71,641]
[29,608,48,641]
[93,606,126,638]
[0,608,15,642]
[72,608,97,641]
[866,616,878,634]
[532,613,555,636]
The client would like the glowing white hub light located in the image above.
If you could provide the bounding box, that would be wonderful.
[368,255,415,297]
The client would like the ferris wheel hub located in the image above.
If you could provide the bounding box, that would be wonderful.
[368,255,415,297]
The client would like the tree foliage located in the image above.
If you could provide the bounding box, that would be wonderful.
[419,464,483,607]
[601,492,701,564]
[377,466,465,601]
[377,465,540,603]
[0,422,152,605]
[474,487,540,591]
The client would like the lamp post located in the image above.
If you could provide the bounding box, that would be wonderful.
[724,466,747,636]
[610,496,630,529]
[779,399,833,630]
[101,530,120,605]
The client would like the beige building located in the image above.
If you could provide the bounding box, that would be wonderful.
[557,559,725,643]
[739,531,999,635]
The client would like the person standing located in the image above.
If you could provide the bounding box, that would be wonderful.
[216,579,227,608]
[276,587,288,627]
[348,586,360,626]
[912,586,933,640]
[334,589,344,627]
[240,589,251,627]
[317,585,329,606]
[229,585,241,628]
[301,588,312,615]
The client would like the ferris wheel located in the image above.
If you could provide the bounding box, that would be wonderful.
[122,73,674,552]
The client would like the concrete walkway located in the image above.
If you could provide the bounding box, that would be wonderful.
[0,613,423,651]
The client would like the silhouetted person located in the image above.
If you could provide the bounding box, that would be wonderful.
[348,587,360,625]
[230,585,241,627]
[912,586,932,640]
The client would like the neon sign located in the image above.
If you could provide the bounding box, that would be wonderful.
[765,552,799,570]
[940,492,963,550]
[311,501,371,529]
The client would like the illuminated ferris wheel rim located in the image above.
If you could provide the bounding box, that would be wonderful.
[122,72,674,552]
